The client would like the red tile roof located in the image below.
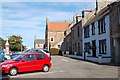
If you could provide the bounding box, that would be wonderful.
[48,22,71,31]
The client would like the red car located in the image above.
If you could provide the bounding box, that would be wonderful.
[1,52,52,76]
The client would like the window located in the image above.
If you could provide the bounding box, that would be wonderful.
[64,31,67,36]
[78,42,80,53]
[72,43,74,53]
[84,25,90,38]
[24,54,35,61]
[118,7,120,25]
[78,26,80,37]
[58,45,61,48]
[98,17,106,34]
[50,38,54,42]
[92,22,95,35]
[72,30,74,39]
[36,54,46,60]
[84,42,90,54]
[99,39,106,54]
[75,43,77,51]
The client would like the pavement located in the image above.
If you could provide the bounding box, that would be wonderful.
[2,56,119,78]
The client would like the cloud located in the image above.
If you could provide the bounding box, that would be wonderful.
[2,2,96,47]
[2,0,96,2]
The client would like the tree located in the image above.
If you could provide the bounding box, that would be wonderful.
[0,37,5,49]
[8,35,24,52]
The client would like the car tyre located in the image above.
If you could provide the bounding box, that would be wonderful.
[9,68,18,76]
[42,65,49,72]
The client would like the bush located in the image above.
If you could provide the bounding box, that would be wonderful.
[50,48,60,55]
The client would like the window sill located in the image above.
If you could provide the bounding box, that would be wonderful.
[98,32,106,35]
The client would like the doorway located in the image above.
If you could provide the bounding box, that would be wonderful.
[114,38,120,64]
[92,40,96,57]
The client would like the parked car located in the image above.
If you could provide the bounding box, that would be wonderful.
[0,49,7,62]
[23,49,51,59]
[34,49,51,58]
[42,49,51,57]
[1,52,52,76]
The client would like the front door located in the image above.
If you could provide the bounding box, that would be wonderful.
[18,54,36,72]
[92,40,96,57]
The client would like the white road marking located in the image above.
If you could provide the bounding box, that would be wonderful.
[61,59,68,62]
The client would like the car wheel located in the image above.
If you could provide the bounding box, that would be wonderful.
[42,65,49,72]
[9,68,18,76]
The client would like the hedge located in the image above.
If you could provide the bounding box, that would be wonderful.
[50,48,60,55]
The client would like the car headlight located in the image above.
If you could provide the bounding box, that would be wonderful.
[2,65,9,68]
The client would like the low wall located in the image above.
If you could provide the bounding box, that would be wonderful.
[86,57,111,63]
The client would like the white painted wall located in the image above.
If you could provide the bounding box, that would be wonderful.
[82,14,111,63]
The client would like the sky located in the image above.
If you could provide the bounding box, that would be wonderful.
[1,0,96,48]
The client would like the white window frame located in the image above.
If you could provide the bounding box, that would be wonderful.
[50,37,54,42]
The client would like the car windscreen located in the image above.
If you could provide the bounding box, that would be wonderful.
[13,54,24,61]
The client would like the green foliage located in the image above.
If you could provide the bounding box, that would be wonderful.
[0,37,5,49]
[8,35,24,51]
[50,48,60,55]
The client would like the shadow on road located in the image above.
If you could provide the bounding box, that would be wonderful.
[1,74,10,80]
[17,70,43,75]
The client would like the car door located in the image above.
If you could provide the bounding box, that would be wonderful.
[18,54,36,72]
[35,54,46,70]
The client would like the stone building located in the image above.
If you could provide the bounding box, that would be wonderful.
[34,39,45,49]
[60,14,82,55]
[71,16,83,56]
[45,17,71,50]
[109,1,120,64]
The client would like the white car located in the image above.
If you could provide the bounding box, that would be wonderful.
[40,49,51,57]
[23,49,51,60]
[34,49,51,60]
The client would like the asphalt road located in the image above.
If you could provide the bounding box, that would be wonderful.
[2,56,119,78]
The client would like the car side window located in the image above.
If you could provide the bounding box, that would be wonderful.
[36,54,46,60]
[24,54,35,61]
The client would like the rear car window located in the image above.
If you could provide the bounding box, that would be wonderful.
[36,54,46,60]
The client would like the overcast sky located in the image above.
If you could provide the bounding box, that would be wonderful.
[1,1,96,48]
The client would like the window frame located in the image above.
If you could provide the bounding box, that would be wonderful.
[84,25,90,38]
[99,39,107,54]
[91,22,95,35]
[50,37,54,42]
[98,17,106,34]
[84,42,90,54]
